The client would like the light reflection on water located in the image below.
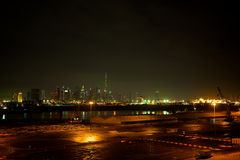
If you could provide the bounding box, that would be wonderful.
[182,124,204,132]
[0,110,167,121]
[71,132,103,144]
[108,126,160,137]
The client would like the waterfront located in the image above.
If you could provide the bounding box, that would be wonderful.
[0,110,170,123]
[0,111,240,160]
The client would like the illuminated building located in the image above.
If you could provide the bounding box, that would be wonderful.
[103,73,108,102]
[94,87,101,102]
[17,92,23,103]
[60,86,72,102]
[87,88,93,101]
[41,90,46,100]
[155,90,160,102]
[60,86,65,101]
[80,85,86,102]
[108,90,113,102]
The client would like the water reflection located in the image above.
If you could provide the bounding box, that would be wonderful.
[72,132,103,144]
[0,110,168,121]
[183,124,204,132]
[2,114,5,120]
[23,113,27,120]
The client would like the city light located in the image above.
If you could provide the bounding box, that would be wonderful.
[192,98,228,105]
[89,101,94,105]
[212,102,217,107]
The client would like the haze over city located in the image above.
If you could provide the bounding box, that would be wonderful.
[1,0,240,99]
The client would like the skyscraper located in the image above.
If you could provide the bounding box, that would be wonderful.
[155,90,160,102]
[12,92,18,102]
[31,89,41,104]
[80,85,86,102]
[60,86,71,102]
[60,86,65,101]
[17,92,23,103]
[94,87,101,102]
[41,90,46,100]
[103,73,108,102]
[73,86,80,100]
[56,87,61,101]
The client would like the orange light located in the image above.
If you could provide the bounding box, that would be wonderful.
[72,133,101,143]
[212,102,216,107]
[89,101,94,105]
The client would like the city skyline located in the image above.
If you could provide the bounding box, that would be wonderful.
[0,72,239,100]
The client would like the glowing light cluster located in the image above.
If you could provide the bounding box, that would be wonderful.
[192,98,227,105]
[89,101,94,105]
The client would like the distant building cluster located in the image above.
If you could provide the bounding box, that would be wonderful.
[0,74,240,108]
[0,73,154,107]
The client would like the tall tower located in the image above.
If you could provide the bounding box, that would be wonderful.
[103,73,108,102]
[104,72,108,92]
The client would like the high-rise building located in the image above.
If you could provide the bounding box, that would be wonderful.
[87,87,93,101]
[108,90,113,102]
[60,86,65,101]
[17,92,23,103]
[56,87,61,101]
[104,72,108,92]
[96,87,101,102]
[31,89,41,104]
[80,85,86,102]
[63,88,72,102]
[12,92,18,102]
[155,90,160,102]
[73,86,80,100]
[26,91,31,101]
[103,73,108,102]
[60,86,72,102]
[51,87,61,101]
[41,90,46,100]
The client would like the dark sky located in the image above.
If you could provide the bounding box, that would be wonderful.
[1,0,240,99]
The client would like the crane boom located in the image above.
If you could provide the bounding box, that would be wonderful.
[217,87,224,100]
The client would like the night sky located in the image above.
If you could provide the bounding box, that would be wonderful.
[1,0,240,99]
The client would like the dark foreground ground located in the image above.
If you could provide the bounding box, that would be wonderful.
[0,112,240,160]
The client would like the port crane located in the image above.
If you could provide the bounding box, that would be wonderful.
[217,87,234,122]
